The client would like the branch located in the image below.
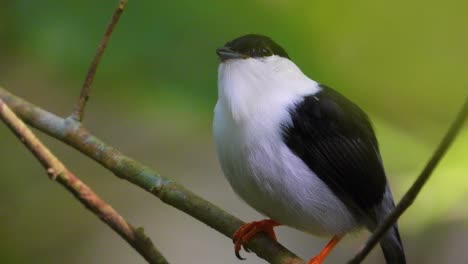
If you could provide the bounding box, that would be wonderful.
[348,95,468,263]
[0,87,304,264]
[0,98,168,264]
[71,0,128,122]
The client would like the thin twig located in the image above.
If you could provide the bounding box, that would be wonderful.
[0,98,169,264]
[71,0,128,122]
[348,96,468,264]
[0,87,304,264]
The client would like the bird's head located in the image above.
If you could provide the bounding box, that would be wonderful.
[215,35,316,122]
[216,34,289,62]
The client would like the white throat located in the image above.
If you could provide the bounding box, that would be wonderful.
[217,55,320,123]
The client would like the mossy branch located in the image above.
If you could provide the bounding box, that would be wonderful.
[0,98,168,264]
[0,87,304,264]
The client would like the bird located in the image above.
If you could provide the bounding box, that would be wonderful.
[213,34,406,264]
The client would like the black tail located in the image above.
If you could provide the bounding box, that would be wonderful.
[380,224,406,264]
[373,185,406,264]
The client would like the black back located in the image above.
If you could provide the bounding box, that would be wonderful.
[282,85,387,217]
[223,34,289,59]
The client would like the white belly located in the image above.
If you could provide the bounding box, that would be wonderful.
[213,102,358,236]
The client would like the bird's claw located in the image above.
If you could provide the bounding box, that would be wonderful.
[235,249,246,260]
[231,219,280,260]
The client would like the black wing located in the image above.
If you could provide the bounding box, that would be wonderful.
[282,85,387,216]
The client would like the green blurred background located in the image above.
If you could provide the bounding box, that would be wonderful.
[1,0,467,263]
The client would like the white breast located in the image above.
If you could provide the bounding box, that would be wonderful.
[213,56,357,235]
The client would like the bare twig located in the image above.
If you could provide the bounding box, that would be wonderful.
[0,98,169,264]
[71,0,128,122]
[348,96,468,264]
[0,87,304,264]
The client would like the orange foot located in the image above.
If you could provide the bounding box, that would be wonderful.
[232,219,280,260]
[307,235,343,264]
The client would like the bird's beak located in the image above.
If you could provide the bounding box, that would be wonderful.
[216,47,246,61]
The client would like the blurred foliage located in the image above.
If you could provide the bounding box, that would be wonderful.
[0,0,467,263]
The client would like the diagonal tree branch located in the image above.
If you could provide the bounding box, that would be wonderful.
[0,98,169,264]
[71,0,128,122]
[348,95,468,263]
[0,87,304,264]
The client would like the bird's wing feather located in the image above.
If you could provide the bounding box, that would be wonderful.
[282,85,387,217]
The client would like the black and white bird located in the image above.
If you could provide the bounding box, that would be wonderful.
[213,34,406,264]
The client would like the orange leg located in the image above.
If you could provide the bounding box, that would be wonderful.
[232,219,281,260]
[307,235,343,264]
